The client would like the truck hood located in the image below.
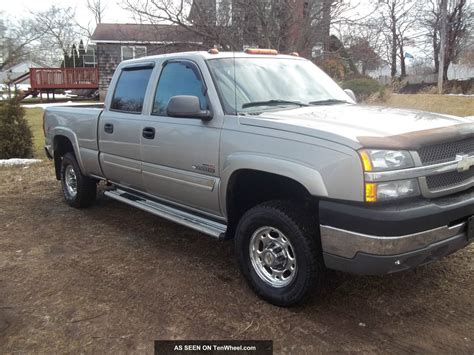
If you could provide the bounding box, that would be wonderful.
[239,104,473,150]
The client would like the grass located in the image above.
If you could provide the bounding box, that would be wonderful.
[383,94,474,117]
[24,108,45,158]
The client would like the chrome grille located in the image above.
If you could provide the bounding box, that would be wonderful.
[426,167,474,190]
[418,138,474,165]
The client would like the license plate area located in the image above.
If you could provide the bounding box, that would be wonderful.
[467,216,474,241]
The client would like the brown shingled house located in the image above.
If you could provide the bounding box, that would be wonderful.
[91,23,206,99]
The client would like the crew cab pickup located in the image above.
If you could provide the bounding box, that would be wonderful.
[44,50,474,306]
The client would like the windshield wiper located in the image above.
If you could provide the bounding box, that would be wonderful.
[242,99,309,109]
[308,99,349,106]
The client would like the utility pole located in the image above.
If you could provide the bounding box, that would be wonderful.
[438,0,448,94]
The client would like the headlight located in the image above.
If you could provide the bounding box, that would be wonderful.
[365,179,420,202]
[359,150,414,171]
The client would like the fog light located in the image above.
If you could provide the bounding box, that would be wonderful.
[365,179,420,202]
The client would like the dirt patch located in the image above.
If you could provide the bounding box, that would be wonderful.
[1,162,473,354]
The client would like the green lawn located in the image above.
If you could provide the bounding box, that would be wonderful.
[24,108,45,158]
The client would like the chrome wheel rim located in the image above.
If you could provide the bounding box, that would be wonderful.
[249,226,297,288]
[65,165,78,198]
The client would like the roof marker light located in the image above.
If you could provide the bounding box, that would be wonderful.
[244,48,278,55]
[208,48,219,54]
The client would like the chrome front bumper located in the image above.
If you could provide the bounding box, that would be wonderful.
[320,222,467,259]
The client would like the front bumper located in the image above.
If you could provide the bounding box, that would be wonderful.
[319,190,474,275]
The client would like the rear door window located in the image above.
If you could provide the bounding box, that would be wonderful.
[111,67,153,113]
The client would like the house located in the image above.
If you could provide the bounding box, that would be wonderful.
[90,23,206,99]
[0,61,42,87]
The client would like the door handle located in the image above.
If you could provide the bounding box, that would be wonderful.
[104,123,114,134]
[142,127,155,139]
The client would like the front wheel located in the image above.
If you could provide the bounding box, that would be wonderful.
[60,152,97,208]
[235,200,325,306]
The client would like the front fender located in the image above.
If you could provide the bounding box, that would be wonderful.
[219,153,328,216]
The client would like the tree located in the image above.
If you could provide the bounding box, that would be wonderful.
[0,94,33,159]
[0,18,46,69]
[349,39,383,75]
[375,0,421,78]
[122,0,347,55]
[421,0,472,79]
[87,0,107,24]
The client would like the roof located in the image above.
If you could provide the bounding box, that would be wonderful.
[90,23,203,44]
[116,51,307,67]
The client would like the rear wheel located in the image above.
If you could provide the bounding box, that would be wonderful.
[60,152,97,208]
[235,200,324,306]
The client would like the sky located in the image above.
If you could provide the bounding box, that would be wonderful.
[2,0,133,28]
[2,0,371,29]
[0,0,420,67]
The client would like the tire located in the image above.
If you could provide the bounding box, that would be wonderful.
[60,152,97,208]
[235,200,324,306]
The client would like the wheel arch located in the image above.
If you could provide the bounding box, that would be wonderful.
[52,129,84,180]
[221,154,328,237]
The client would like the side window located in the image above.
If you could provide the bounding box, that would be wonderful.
[110,67,153,113]
[152,62,207,116]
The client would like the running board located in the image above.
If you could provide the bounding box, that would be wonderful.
[104,189,226,238]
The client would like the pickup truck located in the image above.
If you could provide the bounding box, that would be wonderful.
[44,49,474,306]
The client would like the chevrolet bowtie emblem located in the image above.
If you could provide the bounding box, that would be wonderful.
[456,154,473,173]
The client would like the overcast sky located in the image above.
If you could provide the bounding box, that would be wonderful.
[2,0,372,28]
[2,0,132,28]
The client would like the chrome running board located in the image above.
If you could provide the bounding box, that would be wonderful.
[104,189,226,238]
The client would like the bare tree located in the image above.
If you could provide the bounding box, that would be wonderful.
[375,0,421,78]
[421,0,472,79]
[31,5,80,65]
[0,19,46,69]
[122,0,346,54]
[87,0,107,24]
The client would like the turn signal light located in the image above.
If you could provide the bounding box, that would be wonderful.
[245,48,278,55]
[365,183,377,202]
[359,150,373,172]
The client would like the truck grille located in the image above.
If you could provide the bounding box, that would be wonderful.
[426,167,474,190]
[418,138,474,192]
[418,138,474,165]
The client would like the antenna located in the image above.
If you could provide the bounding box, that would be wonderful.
[233,48,237,115]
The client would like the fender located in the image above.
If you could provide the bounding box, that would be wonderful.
[219,153,328,216]
[51,127,86,174]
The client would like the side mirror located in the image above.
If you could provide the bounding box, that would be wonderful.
[344,89,357,103]
[167,95,212,120]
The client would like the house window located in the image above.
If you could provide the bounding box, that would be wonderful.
[121,46,147,61]
[216,0,232,26]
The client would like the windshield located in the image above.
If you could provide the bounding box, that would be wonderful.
[207,57,353,115]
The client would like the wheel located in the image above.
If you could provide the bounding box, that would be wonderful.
[235,200,324,306]
[60,152,97,208]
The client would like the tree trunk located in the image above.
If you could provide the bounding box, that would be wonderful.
[399,43,406,77]
[433,32,439,73]
[390,5,398,78]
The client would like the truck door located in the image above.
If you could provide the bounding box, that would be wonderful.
[98,64,154,190]
[140,59,222,216]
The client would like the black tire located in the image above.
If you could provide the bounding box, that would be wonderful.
[235,200,324,306]
[60,152,97,208]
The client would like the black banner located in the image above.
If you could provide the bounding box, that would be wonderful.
[154,340,273,355]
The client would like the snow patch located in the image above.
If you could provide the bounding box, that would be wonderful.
[0,159,42,167]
